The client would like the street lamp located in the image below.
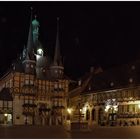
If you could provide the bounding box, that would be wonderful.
[67,108,72,114]
[138,104,140,109]
[37,48,43,56]
[4,113,8,117]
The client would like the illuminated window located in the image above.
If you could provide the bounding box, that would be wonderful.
[25,100,28,104]
[30,80,33,85]
[54,83,58,89]
[25,80,29,85]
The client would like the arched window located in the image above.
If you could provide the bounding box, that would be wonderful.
[86,109,90,121]
[92,109,96,121]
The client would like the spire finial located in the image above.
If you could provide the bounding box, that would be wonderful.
[29,7,33,22]
[26,6,35,61]
[30,7,33,11]
[35,15,37,19]
[57,17,59,21]
[53,16,63,66]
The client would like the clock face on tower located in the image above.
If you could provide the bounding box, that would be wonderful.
[37,48,43,56]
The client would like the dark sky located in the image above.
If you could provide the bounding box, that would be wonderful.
[1,1,140,79]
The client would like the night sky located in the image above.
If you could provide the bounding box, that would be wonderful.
[1,1,140,79]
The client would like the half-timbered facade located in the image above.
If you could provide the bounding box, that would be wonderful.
[69,61,140,127]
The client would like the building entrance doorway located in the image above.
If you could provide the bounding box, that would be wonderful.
[0,113,12,125]
[108,108,117,126]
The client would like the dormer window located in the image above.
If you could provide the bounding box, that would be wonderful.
[26,64,29,68]
[131,65,135,70]
[110,82,114,87]
[129,78,133,83]
[88,86,91,90]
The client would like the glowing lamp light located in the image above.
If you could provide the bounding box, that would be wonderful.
[105,105,110,112]
[114,106,118,111]
[83,106,87,112]
[37,48,43,55]
[67,108,72,114]
[138,104,140,109]
[4,113,8,117]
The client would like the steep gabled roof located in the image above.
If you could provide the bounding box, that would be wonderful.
[0,88,13,101]
[53,17,63,66]
[83,59,140,94]
[26,9,35,61]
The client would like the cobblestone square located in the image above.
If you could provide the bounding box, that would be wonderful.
[0,125,140,139]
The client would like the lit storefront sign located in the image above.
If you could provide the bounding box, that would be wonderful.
[105,99,119,112]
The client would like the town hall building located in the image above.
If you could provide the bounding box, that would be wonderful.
[0,12,69,125]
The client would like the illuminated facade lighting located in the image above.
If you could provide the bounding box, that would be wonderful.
[37,48,43,56]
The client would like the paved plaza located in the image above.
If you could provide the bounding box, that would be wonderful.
[0,125,140,139]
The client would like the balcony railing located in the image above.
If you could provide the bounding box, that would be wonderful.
[22,103,37,108]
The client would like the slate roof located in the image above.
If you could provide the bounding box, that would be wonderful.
[68,59,140,97]
[82,59,140,94]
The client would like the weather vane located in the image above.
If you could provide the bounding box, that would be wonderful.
[30,7,33,11]
[57,17,59,21]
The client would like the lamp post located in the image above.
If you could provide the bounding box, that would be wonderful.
[67,108,72,121]
[138,104,140,116]
[78,96,82,129]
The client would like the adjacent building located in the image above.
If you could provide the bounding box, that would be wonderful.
[68,61,140,127]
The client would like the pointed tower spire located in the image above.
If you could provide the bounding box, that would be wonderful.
[22,7,36,75]
[53,17,63,66]
[26,7,35,60]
